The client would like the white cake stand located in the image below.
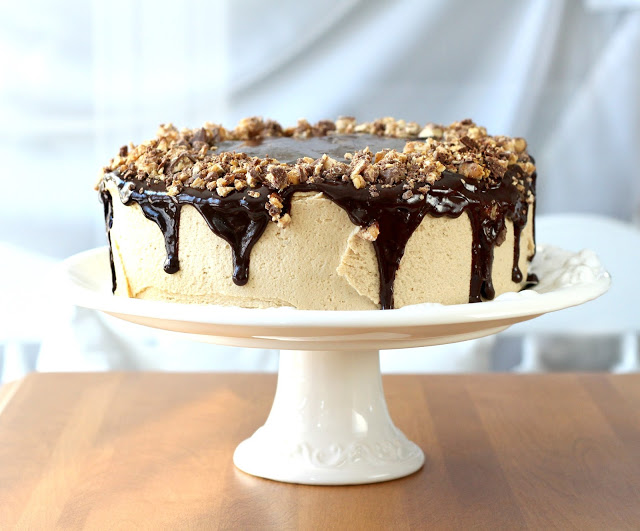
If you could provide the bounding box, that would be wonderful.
[60,245,609,485]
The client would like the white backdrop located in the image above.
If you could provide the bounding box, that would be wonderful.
[1,0,639,376]
[1,0,639,260]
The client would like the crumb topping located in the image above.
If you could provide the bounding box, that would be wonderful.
[100,117,535,203]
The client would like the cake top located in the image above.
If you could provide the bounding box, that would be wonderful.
[101,117,536,198]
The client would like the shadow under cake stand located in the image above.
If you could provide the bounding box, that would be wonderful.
[61,246,610,485]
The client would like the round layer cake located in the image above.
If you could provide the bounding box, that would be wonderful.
[97,117,536,310]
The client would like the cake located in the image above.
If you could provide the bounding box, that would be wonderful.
[97,117,536,310]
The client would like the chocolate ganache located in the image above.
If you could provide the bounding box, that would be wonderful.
[100,129,535,310]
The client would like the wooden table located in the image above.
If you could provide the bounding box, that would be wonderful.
[1,373,639,530]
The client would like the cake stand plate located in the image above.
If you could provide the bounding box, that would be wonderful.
[60,245,609,485]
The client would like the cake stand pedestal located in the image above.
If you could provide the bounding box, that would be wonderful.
[234,349,423,484]
[61,246,610,485]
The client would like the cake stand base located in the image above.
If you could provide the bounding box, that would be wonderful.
[233,350,424,485]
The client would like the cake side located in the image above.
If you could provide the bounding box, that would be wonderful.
[104,181,533,309]
[98,117,536,310]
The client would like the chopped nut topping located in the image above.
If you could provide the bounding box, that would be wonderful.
[277,213,292,228]
[458,162,486,180]
[100,117,536,201]
[357,222,380,241]
[216,186,234,197]
[418,123,444,139]
[351,174,366,189]
[268,193,284,209]
[335,116,356,134]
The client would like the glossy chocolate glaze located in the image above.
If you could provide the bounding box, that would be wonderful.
[100,135,534,309]
[100,189,117,293]
[218,134,410,163]
[525,272,539,288]
[137,195,181,274]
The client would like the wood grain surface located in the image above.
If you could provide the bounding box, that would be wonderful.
[0,372,639,530]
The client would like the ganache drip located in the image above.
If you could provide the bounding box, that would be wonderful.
[137,196,181,274]
[100,189,117,293]
[101,165,533,309]
[191,193,270,285]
